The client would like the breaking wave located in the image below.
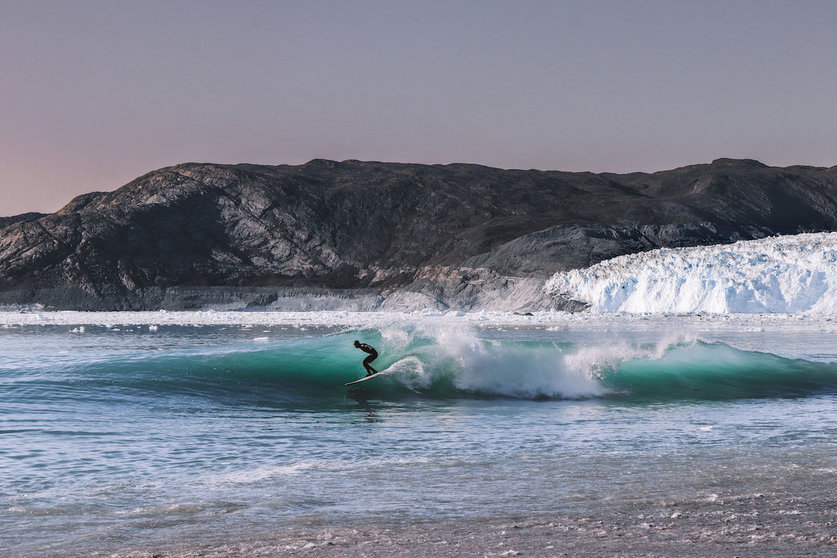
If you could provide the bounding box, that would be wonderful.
[8,325,837,403]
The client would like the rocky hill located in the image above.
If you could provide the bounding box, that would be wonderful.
[1,158,836,310]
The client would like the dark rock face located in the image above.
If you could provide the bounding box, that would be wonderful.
[1,158,837,310]
[0,212,45,229]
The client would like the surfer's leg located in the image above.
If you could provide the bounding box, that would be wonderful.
[363,355,378,375]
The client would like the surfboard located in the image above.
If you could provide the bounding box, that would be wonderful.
[344,374,381,386]
[344,357,421,387]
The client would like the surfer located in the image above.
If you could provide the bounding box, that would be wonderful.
[353,340,379,376]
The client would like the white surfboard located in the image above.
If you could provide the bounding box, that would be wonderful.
[344,370,389,386]
[344,357,422,388]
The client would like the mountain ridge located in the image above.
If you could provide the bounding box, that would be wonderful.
[2,158,837,310]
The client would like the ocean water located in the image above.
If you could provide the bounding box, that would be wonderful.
[1,313,836,555]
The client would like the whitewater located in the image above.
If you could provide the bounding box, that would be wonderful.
[2,232,837,557]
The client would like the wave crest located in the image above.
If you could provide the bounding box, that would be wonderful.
[22,326,837,402]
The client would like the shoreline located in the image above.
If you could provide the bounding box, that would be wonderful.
[94,493,837,557]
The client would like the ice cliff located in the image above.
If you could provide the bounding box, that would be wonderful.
[546,232,837,314]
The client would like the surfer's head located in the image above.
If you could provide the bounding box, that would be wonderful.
[353,340,360,347]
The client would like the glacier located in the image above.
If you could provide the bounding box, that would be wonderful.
[545,232,837,314]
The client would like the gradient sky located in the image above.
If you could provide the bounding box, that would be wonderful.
[2,0,837,215]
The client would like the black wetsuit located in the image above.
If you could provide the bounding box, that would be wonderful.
[356,343,379,375]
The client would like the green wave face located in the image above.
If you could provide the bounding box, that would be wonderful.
[603,341,837,400]
[24,328,837,403]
